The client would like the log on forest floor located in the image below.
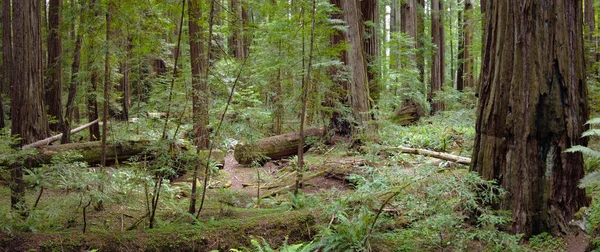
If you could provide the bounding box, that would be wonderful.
[3,140,224,168]
[383,146,471,165]
[234,128,325,165]
[22,119,99,149]
[391,100,426,126]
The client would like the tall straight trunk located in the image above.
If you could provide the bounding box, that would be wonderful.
[87,0,100,140]
[115,37,132,121]
[63,20,83,144]
[101,2,112,167]
[585,0,597,66]
[389,0,401,69]
[361,0,379,103]
[328,0,351,136]
[2,0,11,98]
[456,0,474,91]
[46,0,64,132]
[430,0,445,113]
[472,0,588,237]
[416,0,425,84]
[188,0,208,214]
[342,0,370,125]
[229,0,248,59]
[12,0,50,211]
[401,0,417,41]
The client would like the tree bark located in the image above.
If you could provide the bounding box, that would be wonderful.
[86,0,100,141]
[1,0,12,128]
[342,0,370,125]
[62,3,84,144]
[327,0,351,136]
[46,0,64,132]
[189,0,209,149]
[430,0,445,113]
[234,128,325,165]
[472,0,588,237]
[361,0,379,102]
[401,0,418,42]
[229,0,249,59]
[11,0,50,211]
[456,0,474,91]
[416,0,425,83]
[101,2,113,167]
[585,0,597,67]
[389,0,401,69]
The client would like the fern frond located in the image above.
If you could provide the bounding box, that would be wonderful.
[582,129,600,137]
[586,118,600,125]
[579,171,600,188]
[566,145,600,158]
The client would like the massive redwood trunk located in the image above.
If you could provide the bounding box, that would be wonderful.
[12,0,50,210]
[342,0,370,125]
[472,1,588,237]
[46,0,64,132]
[360,0,379,102]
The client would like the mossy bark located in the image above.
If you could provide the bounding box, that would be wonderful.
[472,1,588,237]
[234,128,325,165]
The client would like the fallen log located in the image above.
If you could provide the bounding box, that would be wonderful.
[261,170,326,198]
[234,128,325,165]
[384,146,471,165]
[3,140,224,168]
[391,100,426,126]
[22,119,100,149]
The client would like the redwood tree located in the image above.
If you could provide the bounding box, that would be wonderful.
[430,0,445,113]
[472,1,588,237]
[46,0,64,132]
[456,0,474,91]
[1,0,12,129]
[12,0,50,210]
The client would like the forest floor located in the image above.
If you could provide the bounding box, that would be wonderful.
[0,111,595,251]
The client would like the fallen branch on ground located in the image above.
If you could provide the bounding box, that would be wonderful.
[384,146,471,165]
[22,119,100,149]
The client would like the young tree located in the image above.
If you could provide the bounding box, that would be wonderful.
[430,0,445,113]
[416,0,425,83]
[11,0,50,210]
[471,1,588,237]
[456,0,474,91]
[46,0,64,132]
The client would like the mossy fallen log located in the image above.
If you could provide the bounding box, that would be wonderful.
[3,140,224,168]
[234,128,325,165]
[391,100,426,126]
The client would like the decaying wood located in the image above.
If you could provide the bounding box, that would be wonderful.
[234,128,325,165]
[4,140,224,168]
[391,100,425,126]
[261,170,326,198]
[22,119,99,149]
[385,146,471,165]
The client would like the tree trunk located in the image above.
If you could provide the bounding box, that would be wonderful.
[234,128,325,165]
[389,0,401,69]
[86,0,100,141]
[416,0,425,84]
[11,0,50,211]
[229,0,249,59]
[585,0,597,67]
[62,5,84,144]
[401,0,417,42]
[101,2,113,167]
[1,0,12,127]
[472,0,588,237]
[189,0,209,149]
[342,0,370,125]
[361,0,379,103]
[327,0,351,136]
[46,0,64,132]
[430,0,445,113]
[456,0,474,91]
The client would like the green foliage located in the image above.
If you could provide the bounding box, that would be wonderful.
[527,232,565,252]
